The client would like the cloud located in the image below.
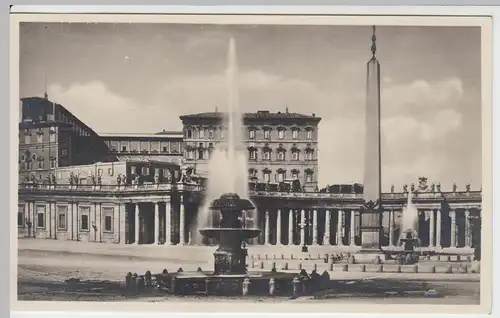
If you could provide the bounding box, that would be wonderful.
[381,77,464,117]
[49,81,184,133]
[49,72,473,190]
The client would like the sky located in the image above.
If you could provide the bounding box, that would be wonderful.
[19,23,482,191]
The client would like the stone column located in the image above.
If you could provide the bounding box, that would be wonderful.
[73,202,79,241]
[165,200,172,245]
[119,203,126,244]
[388,209,395,247]
[450,209,457,248]
[90,203,96,242]
[350,210,356,246]
[31,201,36,238]
[323,210,331,245]
[436,209,442,248]
[46,201,52,238]
[134,203,140,244]
[300,210,306,246]
[276,209,282,245]
[68,202,74,240]
[288,209,293,245]
[337,210,344,246]
[465,209,471,247]
[264,210,270,245]
[312,209,318,245]
[428,209,435,248]
[96,203,102,243]
[154,202,160,244]
[179,196,185,245]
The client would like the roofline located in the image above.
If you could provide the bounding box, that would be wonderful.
[99,132,183,139]
[179,114,322,123]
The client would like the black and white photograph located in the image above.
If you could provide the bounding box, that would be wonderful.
[11,12,492,314]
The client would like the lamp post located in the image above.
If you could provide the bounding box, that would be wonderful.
[298,219,312,253]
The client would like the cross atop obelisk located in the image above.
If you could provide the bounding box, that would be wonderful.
[359,25,383,253]
[371,25,377,58]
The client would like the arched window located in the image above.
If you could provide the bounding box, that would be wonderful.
[276,144,286,161]
[248,146,257,160]
[276,168,286,182]
[248,127,256,139]
[305,126,314,140]
[277,126,286,140]
[262,168,271,182]
[305,168,314,183]
[291,126,300,140]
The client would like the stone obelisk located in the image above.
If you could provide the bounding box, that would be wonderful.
[360,26,384,255]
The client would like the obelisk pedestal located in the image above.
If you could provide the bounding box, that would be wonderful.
[357,26,385,262]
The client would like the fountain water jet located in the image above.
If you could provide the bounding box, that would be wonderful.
[193,38,257,245]
[398,189,420,246]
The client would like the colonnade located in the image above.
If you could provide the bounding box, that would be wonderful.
[255,207,479,249]
[18,197,480,250]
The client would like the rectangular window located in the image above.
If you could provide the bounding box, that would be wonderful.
[142,167,150,175]
[292,172,299,180]
[198,149,204,160]
[57,206,67,230]
[306,130,312,140]
[37,133,43,143]
[102,207,114,232]
[36,206,45,228]
[263,151,271,160]
[36,213,45,229]
[81,214,89,231]
[249,150,257,160]
[18,205,25,227]
[292,152,299,160]
[105,216,112,232]
[292,130,298,139]
[306,174,313,183]
[278,173,285,182]
[278,152,285,161]
[220,129,225,139]
[49,130,56,142]
[162,146,167,152]
[306,152,313,160]
[264,172,270,182]
[98,169,103,176]
[122,145,127,152]
[24,134,31,144]
[80,206,90,231]
[38,161,44,169]
[278,130,284,139]
[108,168,113,176]
[249,130,255,139]
[208,129,214,139]
[264,130,270,140]
[199,129,205,139]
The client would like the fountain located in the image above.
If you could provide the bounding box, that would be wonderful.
[394,191,421,264]
[193,37,257,244]
[144,39,304,297]
[199,193,260,275]
[151,192,299,296]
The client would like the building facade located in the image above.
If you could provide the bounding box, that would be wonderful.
[18,178,481,255]
[16,98,481,256]
[180,110,321,192]
[19,97,114,181]
[100,131,184,165]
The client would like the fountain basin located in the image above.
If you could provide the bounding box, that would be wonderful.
[154,270,299,296]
